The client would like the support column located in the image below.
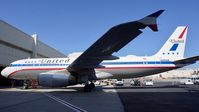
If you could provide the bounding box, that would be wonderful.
[31,34,38,58]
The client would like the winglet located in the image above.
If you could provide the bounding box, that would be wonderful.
[138,10,164,32]
[147,10,164,18]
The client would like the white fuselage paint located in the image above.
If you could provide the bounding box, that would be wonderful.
[1,55,183,80]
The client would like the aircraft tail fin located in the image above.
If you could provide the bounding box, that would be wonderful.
[138,10,164,32]
[153,26,188,60]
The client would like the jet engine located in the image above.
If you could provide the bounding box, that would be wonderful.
[38,73,77,87]
[95,71,113,79]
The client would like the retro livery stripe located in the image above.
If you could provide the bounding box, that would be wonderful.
[170,44,179,51]
[7,65,177,78]
[179,27,187,39]
[9,61,173,67]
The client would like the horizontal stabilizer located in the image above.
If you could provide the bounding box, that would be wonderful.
[174,56,199,65]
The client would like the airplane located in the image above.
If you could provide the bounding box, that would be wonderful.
[1,10,199,92]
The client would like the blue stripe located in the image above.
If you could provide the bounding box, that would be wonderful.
[170,44,179,51]
[10,61,173,67]
[101,61,173,65]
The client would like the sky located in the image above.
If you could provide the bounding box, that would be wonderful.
[0,0,199,68]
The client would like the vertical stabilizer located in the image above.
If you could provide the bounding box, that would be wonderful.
[153,26,188,60]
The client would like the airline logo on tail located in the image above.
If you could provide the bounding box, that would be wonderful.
[169,27,187,51]
[154,26,188,60]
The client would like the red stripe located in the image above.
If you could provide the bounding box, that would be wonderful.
[8,66,177,78]
[179,27,187,39]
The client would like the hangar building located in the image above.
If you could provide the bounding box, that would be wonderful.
[0,19,66,85]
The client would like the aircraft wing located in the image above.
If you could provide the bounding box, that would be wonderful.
[67,10,164,74]
[174,56,199,65]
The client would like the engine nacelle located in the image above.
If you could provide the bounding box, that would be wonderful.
[95,71,113,79]
[38,74,77,87]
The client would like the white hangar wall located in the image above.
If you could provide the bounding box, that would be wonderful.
[0,19,66,66]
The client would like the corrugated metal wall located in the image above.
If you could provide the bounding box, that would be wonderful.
[0,19,66,66]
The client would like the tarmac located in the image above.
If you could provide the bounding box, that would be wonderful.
[0,85,123,112]
[1,82,199,112]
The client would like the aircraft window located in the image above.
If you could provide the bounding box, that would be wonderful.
[163,53,165,55]
[168,52,170,55]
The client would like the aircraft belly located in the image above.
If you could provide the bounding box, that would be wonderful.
[97,67,174,79]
